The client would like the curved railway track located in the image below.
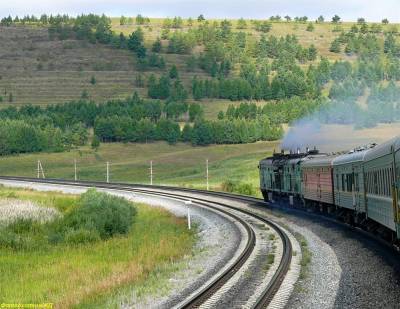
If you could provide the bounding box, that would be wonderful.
[0,176,293,308]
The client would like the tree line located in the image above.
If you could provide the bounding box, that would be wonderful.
[0,94,285,155]
[0,120,87,155]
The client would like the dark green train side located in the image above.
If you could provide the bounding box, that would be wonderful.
[259,137,400,243]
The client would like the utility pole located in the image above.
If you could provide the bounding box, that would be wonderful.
[150,160,153,185]
[40,161,45,179]
[74,159,77,181]
[37,160,45,179]
[206,159,209,191]
[106,161,110,183]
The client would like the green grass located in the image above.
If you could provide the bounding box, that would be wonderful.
[295,232,312,280]
[0,187,195,307]
[0,141,277,197]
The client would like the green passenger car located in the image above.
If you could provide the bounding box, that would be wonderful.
[363,138,400,237]
[332,149,370,217]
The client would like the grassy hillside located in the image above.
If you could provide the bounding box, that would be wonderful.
[0,141,278,195]
[111,18,364,60]
[0,18,396,117]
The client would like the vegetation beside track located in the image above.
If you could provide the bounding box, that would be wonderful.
[0,186,195,307]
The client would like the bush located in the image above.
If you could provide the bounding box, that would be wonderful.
[63,189,136,239]
[64,228,101,244]
[0,229,23,249]
[221,180,257,196]
[0,218,47,250]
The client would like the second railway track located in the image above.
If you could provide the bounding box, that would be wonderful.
[0,176,299,308]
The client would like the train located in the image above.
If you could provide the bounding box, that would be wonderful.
[259,136,400,244]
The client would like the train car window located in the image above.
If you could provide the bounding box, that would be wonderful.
[355,173,359,191]
[378,170,382,196]
[336,174,339,190]
[370,172,373,194]
[346,174,353,192]
[385,169,389,196]
[373,171,378,195]
[379,170,382,195]
[383,170,386,196]
[382,170,385,196]
[342,174,345,192]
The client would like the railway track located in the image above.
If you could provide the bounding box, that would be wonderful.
[0,176,294,308]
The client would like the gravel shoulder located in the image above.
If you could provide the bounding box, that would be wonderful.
[262,204,400,309]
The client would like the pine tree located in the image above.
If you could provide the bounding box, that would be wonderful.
[152,37,162,53]
[330,39,341,53]
[169,65,179,79]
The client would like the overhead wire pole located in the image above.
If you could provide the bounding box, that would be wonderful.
[150,160,153,185]
[39,161,45,179]
[106,161,110,183]
[74,159,77,181]
[206,159,209,191]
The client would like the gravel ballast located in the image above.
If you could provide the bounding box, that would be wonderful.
[267,206,400,309]
[151,190,400,309]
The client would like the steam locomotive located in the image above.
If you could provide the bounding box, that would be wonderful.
[259,136,400,243]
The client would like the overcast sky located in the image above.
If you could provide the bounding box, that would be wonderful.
[1,0,399,22]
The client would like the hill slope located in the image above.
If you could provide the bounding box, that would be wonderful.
[0,17,396,111]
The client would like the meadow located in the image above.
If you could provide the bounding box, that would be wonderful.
[0,141,279,196]
[0,186,195,307]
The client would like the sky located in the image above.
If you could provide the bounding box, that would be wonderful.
[0,0,399,22]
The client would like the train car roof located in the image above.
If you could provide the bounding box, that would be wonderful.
[287,157,304,164]
[332,148,371,166]
[364,136,400,162]
[302,154,337,167]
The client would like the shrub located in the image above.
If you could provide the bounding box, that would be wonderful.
[0,221,43,251]
[221,180,257,196]
[64,228,101,245]
[63,189,137,239]
[0,229,25,250]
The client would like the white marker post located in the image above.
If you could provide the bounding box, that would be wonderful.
[185,200,192,230]
[106,161,110,183]
[206,159,209,191]
[37,160,40,179]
